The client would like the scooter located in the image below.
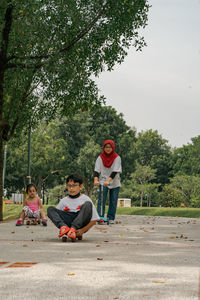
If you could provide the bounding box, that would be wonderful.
[98,184,109,225]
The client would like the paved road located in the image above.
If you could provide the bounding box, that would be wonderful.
[0,215,200,300]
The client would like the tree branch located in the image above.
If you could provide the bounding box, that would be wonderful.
[5,62,42,69]
[0,4,13,63]
[7,5,106,64]
[59,6,106,54]
[4,69,39,141]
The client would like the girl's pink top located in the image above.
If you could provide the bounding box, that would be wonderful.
[27,199,39,212]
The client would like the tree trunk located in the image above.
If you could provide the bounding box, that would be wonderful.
[0,134,3,221]
[0,68,4,221]
[140,191,143,207]
[37,177,43,198]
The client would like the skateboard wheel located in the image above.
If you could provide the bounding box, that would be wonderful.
[62,236,67,242]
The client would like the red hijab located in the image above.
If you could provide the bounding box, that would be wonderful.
[100,140,119,168]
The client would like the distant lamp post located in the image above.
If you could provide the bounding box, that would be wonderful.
[26,124,31,185]
[2,144,8,196]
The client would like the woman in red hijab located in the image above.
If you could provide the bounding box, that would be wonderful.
[94,140,122,224]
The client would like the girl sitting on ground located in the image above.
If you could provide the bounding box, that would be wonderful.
[16,183,47,226]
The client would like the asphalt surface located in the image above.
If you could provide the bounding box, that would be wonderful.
[0,214,200,300]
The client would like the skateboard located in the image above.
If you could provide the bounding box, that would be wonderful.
[98,217,109,225]
[61,234,83,243]
[25,217,41,225]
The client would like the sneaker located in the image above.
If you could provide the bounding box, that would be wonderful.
[16,219,22,226]
[58,226,70,238]
[67,228,77,241]
[42,219,47,226]
[109,220,115,224]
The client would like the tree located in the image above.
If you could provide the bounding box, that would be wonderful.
[127,163,156,207]
[5,106,137,199]
[87,106,137,179]
[170,174,200,207]
[5,121,69,197]
[171,136,200,176]
[0,0,150,219]
[77,140,101,197]
[134,129,172,186]
[158,185,183,207]
[58,106,137,179]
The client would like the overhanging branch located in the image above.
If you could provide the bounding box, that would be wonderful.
[0,4,13,62]
[6,5,106,65]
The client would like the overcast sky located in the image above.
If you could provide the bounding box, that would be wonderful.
[96,0,200,148]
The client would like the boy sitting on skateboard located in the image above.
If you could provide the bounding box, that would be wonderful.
[47,174,99,241]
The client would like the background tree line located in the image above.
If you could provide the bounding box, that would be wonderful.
[4,105,200,208]
[0,0,150,220]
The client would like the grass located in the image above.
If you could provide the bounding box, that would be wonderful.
[3,204,49,221]
[116,206,200,218]
[3,204,200,221]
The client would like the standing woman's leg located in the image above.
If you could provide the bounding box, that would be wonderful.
[107,187,120,221]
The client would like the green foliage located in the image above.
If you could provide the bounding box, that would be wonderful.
[77,140,101,196]
[171,136,200,176]
[134,129,172,185]
[45,185,66,205]
[1,0,150,140]
[0,0,150,220]
[5,106,137,197]
[158,174,200,208]
[5,121,71,196]
[120,163,158,207]
[158,185,183,207]
[170,174,200,207]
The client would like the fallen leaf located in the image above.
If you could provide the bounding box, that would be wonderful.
[170,237,175,239]
[96,245,101,247]
[120,234,124,237]
[68,273,76,276]
[97,257,103,260]
[23,244,28,247]
[153,281,165,284]
[143,230,148,232]
[11,232,15,234]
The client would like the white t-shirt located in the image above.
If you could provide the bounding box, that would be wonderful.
[56,194,99,221]
[94,156,122,189]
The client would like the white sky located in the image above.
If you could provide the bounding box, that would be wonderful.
[96,0,200,148]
